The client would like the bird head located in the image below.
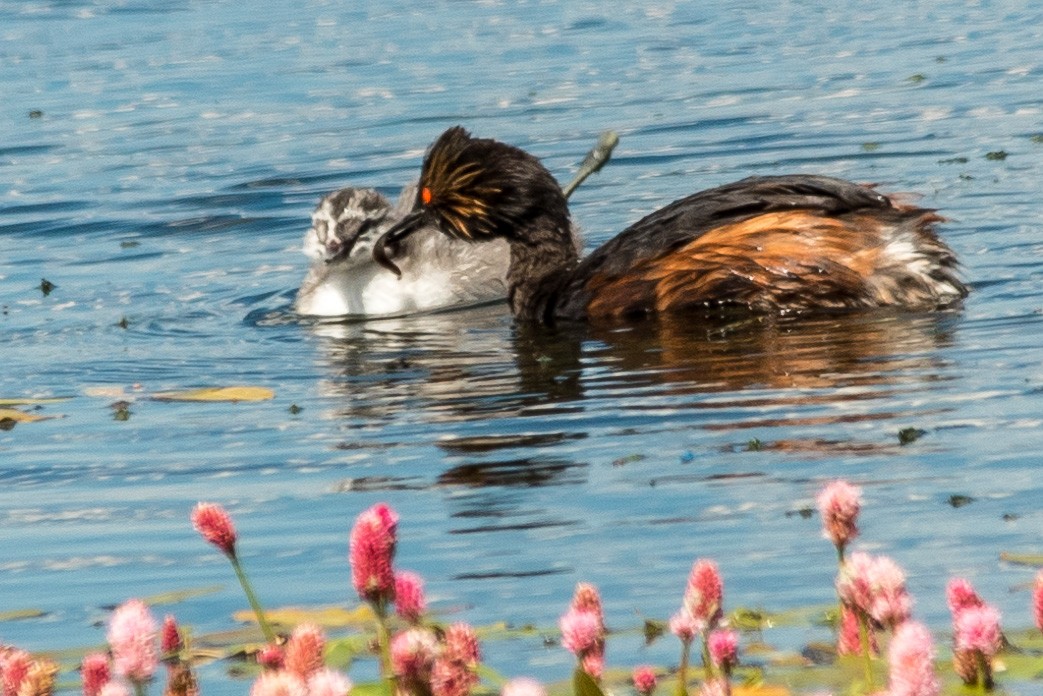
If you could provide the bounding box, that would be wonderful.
[374,127,569,276]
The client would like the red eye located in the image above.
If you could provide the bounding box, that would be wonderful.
[421,187,432,205]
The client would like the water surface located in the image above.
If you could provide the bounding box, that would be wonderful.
[3,1,1043,693]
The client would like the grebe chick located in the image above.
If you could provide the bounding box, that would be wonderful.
[294,132,618,318]
[375,127,968,323]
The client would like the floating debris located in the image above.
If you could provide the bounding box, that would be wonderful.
[287,403,303,415]
[39,278,55,296]
[897,427,926,445]
[116,316,129,329]
[861,142,880,152]
[110,400,132,421]
[948,494,975,508]
[746,438,763,452]
[906,73,926,84]
[985,150,1008,161]
[28,109,43,119]
[151,386,275,402]
[612,453,645,467]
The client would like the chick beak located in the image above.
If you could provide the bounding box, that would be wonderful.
[373,209,425,278]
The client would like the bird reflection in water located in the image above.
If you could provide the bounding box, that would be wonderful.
[308,306,961,478]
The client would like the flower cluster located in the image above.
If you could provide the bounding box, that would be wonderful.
[947,578,1002,689]
[250,624,352,696]
[1,646,58,696]
[816,480,861,557]
[349,503,399,608]
[559,583,606,680]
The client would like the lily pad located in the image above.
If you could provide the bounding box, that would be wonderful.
[151,386,275,402]
[232,604,374,629]
[142,585,224,606]
[0,397,71,406]
[0,408,56,426]
[999,552,1043,567]
[0,608,48,622]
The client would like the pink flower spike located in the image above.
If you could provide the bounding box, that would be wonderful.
[98,681,132,696]
[256,644,285,670]
[430,656,479,696]
[191,502,238,557]
[249,670,308,696]
[394,571,427,624]
[816,480,861,551]
[559,608,602,655]
[81,653,111,696]
[443,623,482,666]
[954,604,1002,656]
[632,666,657,696]
[885,621,940,696]
[390,628,438,680]
[668,608,702,642]
[349,503,399,605]
[284,623,326,678]
[580,652,604,680]
[307,668,353,696]
[2,648,32,696]
[683,560,724,628]
[707,629,739,671]
[572,583,603,616]
[697,679,728,696]
[161,615,182,655]
[107,599,159,684]
[836,605,866,656]
[1033,570,1043,634]
[502,678,547,696]
[946,578,984,616]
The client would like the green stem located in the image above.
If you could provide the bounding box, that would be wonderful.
[132,680,147,696]
[675,638,691,696]
[857,612,874,691]
[229,554,276,643]
[701,635,714,682]
[373,600,394,696]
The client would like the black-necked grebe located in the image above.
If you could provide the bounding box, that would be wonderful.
[375,127,968,323]
[293,132,617,317]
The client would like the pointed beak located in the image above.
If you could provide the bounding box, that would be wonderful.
[373,209,425,278]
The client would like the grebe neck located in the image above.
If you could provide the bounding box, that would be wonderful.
[504,214,578,322]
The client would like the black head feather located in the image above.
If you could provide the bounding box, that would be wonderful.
[417,126,570,242]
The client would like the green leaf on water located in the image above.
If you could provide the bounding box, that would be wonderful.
[233,604,374,628]
[0,608,48,622]
[999,552,1043,567]
[861,142,880,152]
[573,668,607,696]
[324,634,371,670]
[985,150,1008,160]
[151,386,275,402]
[142,585,224,606]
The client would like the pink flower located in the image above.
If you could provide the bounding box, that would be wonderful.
[580,652,604,680]
[107,599,159,684]
[1033,570,1043,634]
[572,583,603,615]
[707,629,739,672]
[442,623,481,667]
[698,678,728,696]
[885,621,939,696]
[945,578,984,616]
[349,503,398,605]
[306,668,352,696]
[257,644,285,670]
[430,656,479,696]
[249,670,308,696]
[2,648,32,696]
[683,560,724,629]
[954,604,1001,656]
[395,571,427,624]
[284,624,326,678]
[836,552,911,628]
[836,605,873,655]
[559,608,602,655]
[668,608,702,642]
[502,678,547,696]
[816,480,861,552]
[390,628,438,680]
[98,681,132,696]
[632,666,657,696]
[191,502,238,557]
[81,653,111,696]
[161,615,182,655]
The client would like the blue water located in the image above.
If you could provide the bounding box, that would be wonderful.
[3,1,1043,693]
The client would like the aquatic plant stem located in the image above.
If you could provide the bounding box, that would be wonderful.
[857,612,874,691]
[701,638,714,682]
[229,554,276,643]
[674,638,691,696]
[372,600,394,696]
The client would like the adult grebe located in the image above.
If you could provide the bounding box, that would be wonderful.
[375,127,967,323]
[293,132,618,317]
